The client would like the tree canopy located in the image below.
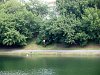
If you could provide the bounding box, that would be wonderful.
[0,0,42,46]
[37,0,100,46]
[0,0,100,47]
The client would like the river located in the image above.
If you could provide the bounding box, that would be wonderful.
[0,55,100,75]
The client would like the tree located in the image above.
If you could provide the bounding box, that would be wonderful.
[56,0,100,18]
[36,0,100,46]
[3,29,27,46]
[37,15,82,46]
[0,0,43,46]
[25,0,48,17]
[82,7,100,43]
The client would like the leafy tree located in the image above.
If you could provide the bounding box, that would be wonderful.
[1,0,100,47]
[14,9,42,39]
[37,15,81,46]
[82,7,100,43]
[56,0,100,18]
[0,0,42,46]
[25,0,48,17]
[37,0,100,47]
[3,29,27,46]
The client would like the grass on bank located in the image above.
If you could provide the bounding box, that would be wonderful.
[23,40,100,50]
[0,39,100,50]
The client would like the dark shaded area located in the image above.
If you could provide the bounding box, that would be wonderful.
[0,44,23,51]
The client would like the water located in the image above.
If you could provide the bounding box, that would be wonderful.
[0,55,100,75]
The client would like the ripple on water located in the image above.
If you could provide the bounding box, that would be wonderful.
[0,68,55,75]
[0,71,28,75]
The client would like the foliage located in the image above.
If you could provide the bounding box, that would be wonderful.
[3,29,27,46]
[0,0,100,47]
[37,0,100,47]
[37,15,79,46]
[25,0,48,17]
[0,0,42,46]
[56,0,100,18]
[82,7,100,43]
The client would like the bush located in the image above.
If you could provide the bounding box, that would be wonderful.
[3,30,27,46]
[0,0,42,46]
[75,32,89,46]
[82,7,100,43]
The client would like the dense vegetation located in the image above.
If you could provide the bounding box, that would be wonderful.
[37,0,100,46]
[0,0,100,47]
[0,0,45,46]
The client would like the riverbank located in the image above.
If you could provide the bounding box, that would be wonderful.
[24,41,100,50]
[0,41,100,50]
[0,50,100,57]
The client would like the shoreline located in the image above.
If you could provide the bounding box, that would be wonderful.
[0,50,100,57]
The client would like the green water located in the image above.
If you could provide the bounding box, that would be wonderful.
[0,55,100,75]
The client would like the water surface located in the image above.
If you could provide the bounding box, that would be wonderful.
[0,55,100,75]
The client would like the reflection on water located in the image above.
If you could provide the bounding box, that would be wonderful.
[0,55,100,75]
[32,68,55,75]
[0,68,55,75]
[0,71,28,75]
